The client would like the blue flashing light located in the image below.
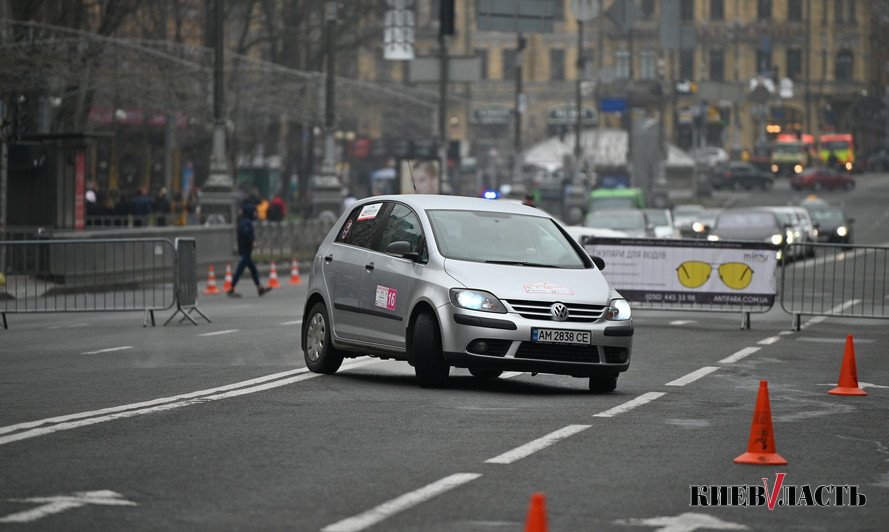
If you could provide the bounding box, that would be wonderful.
[483,190,499,199]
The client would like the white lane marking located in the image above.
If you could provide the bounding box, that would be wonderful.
[757,336,781,345]
[800,299,861,329]
[321,473,482,532]
[615,511,748,531]
[49,323,89,330]
[280,320,303,326]
[80,346,133,355]
[0,358,379,445]
[719,347,761,364]
[665,367,719,387]
[593,392,666,418]
[819,382,889,390]
[0,490,136,524]
[778,331,793,336]
[670,320,696,326]
[485,424,590,465]
[198,329,238,337]
[501,372,522,379]
[797,337,875,344]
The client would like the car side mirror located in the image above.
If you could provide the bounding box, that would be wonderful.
[386,240,420,261]
[589,254,606,270]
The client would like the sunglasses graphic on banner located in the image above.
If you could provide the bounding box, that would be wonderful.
[676,261,754,290]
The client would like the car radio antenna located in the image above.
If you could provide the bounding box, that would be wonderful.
[406,160,417,193]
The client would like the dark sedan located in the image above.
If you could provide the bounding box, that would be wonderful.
[806,206,854,244]
[790,167,855,191]
[711,162,775,191]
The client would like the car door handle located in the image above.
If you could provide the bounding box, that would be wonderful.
[365,262,375,271]
[324,254,333,263]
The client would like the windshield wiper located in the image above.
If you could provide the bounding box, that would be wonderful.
[484,260,560,268]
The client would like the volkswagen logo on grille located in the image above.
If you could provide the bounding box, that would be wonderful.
[550,303,569,321]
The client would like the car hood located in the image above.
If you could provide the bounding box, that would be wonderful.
[713,226,779,241]
[443,259,613,305]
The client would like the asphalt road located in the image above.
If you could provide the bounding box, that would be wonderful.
[2,175,889,531]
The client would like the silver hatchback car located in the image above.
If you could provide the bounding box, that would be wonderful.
[301,195,633,392]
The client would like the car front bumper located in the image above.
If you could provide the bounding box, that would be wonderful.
[437,305,633,377]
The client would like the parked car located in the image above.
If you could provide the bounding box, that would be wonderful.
[710,162,775,191]
[302,195,633,392]
[708,208,789,261]
[691,146,730,168]
[790,167,855,191]
[806,206,854,244]
[643,209,680,238]
[584,208,653,238]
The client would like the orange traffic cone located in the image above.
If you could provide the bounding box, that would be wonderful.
[268,260,281,288]
[289,259,301,285]
[734,380,788,465]
[829,335,867,396]
[222,262,233,292]
[524,493,548,532]
[204,265,219,295]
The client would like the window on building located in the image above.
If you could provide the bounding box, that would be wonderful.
[709,49,724,81]
[756,49,772,74]
[757,0,772,20]
[710,0,724,20]
[847,0,856,21]
[679,49,695,80]
[615,50,630,79]
[788,0,803,20]
[476,48,488,79]
[640,50,657,80]
[554,0,565,20]
[786,48,802,80]
[376,56,390,81]
[835,50,853,81]
[680,0,694,21]
[583,47,594,79]
[550,49,565,80]
[641,0,656,19]
[502,49,517,79]
[834,0,844,22]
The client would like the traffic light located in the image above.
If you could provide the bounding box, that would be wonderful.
[439,0,455,36]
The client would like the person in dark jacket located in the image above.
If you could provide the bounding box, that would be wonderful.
[228,204,271,297]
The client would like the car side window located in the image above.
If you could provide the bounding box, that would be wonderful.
[377,204,427,262]
[335,202,386,249]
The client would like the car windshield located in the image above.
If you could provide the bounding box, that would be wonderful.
[585,210,645,230]
[426,210,587,268]
[716,211,778,230]
[810,208,845,223]
[643,209,669,225]
[589,197,637,210]
[822,140,850,151]
[774,144,805,154]
[674,205,704,217]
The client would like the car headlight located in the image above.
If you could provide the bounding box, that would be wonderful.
[606,299,632,321]
[707,234,720,241]
[449,289,506,314]
[770,234,784,245]
[794,164,803,173]
[837,226,848,237]
[692,222,705,233]
[771,164,778,173]
[845,161,852,170]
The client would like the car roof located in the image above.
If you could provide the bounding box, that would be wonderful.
[353,194,548,217]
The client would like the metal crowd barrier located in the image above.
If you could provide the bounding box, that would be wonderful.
[254,219,336,261]
[0,238,177,328]
[781,242,889,330]
[163,237,211,326]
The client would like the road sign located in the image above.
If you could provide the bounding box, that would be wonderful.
[476,0,557,33]
[409,56,482,83]
[605,0,642,32]
[779,77,794,99]
[571,0,600,22]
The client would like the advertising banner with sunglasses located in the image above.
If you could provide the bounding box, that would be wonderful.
[582,237,778,306]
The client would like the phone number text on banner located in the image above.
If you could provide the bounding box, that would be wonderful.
[583,238,779,307]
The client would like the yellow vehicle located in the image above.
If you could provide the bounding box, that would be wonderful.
[819,133,855,172]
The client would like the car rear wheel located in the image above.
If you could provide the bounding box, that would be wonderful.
[413,312,450,387]
[469,368,503,380]
[304,302,344,374]
[589,374,618,393]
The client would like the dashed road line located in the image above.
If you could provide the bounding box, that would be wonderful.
[80,346,133,355]
[197,329,238,337]
[0,358,378,446]
[485,424,590,464]
[665,367,719,387]
[719,346,761,364]
[670,320,696,326]
[593,392,666,418]
[757,336,781,345]
[321,473,482,532]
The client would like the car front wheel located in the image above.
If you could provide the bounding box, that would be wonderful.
[304,302,344,374]
[412,312,450,387]
[589,374,618,393]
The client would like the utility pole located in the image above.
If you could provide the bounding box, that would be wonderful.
[321,0,337,177]
[513,33,527,185]
[438,0,452,194]
[574,21,584,168]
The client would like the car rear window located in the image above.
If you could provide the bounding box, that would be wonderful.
[716,211,778,229]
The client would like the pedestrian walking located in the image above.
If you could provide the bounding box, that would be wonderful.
[227,204,272,298]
